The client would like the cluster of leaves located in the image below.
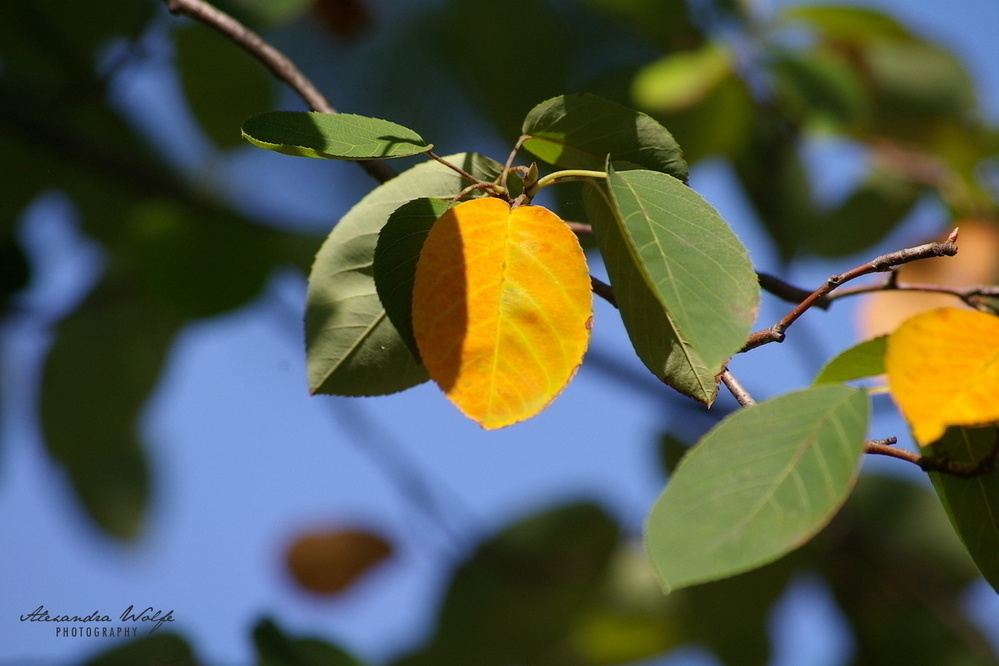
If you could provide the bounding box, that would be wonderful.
[242,88,999,599]
[5,0,999,664]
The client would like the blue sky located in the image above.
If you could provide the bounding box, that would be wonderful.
[2,0,999,663]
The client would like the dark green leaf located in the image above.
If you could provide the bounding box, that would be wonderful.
[126,200,277,318]
[646,386,869,592]
[306,153,502,396]
[586,166,759,403]
[441,0,571,141]
[683,555,798,666]
[929,426,999,593]
[820,474,996,665]
[373,198,451,360]
[770,49,867,127]
[814,336,887,385]
[733,115,815,261]
[395,503,618,666]
[522,93,688,182]
[41,281,183,539]
[254,618,368,666]
[810,168,922,256]
[175,24,274,149]
[242,112,432,160]
[84,632,197,666]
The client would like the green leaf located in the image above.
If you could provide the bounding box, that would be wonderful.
[175,24,274,149]
[641,73,755,163]
[83,633,197,666]
[395,502,618,666]
[306,153,502,396]
[242,112,432,160]
[126,200,278,318]
[646,385,870,592]
[522,93,689,182]
[585,167,759,403]
[769,48,867,128]
[631,42,732,113]
[929,426,999,593]
[41,281,183,539]
[733,117,815,261]
[814,336,887,385]
[254,618,369,666]
[373,197,451,360]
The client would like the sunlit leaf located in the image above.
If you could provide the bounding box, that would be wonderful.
[646,386,869,592]
[285,528,393,595]
[522,93,688,182]
[886,308,999,446]
[929,426,999,593]
[306,153,502,397]
[631,42,732,113]
[412,198,592,429]
[813,336,887,385]
[242,111,432,160]
[373,197,452,359]
[586,166,758,403]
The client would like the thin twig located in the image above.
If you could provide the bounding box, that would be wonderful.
[161,0,396,184]
[864,434,999,478]
[720,368,755,406]
[425,151,491,190]
[742,234,959,352]
[757,272,832,309]
[826,280,999,311]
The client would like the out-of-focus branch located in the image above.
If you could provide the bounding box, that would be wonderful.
[161,0,396,183]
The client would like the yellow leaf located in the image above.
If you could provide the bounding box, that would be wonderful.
[886,307,999,446]
[412,197,592,429]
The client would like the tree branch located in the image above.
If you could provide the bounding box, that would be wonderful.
[720,368,755,406]
[864,434,999,478]
[742,233,959,352]
[161,0,396,184]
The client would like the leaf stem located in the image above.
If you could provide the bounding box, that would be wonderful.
[161,0,396,183]
[526,169,607,198]
[425,151,504,195]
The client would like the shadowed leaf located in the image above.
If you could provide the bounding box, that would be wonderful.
[522,93,688,182]
[306,153,502,396]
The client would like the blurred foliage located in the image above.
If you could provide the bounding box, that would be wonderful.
[2,0,997,664]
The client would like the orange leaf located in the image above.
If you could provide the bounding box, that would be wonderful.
[286,528,393,595]
[412,197,592,429]
[886,308,999,446]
